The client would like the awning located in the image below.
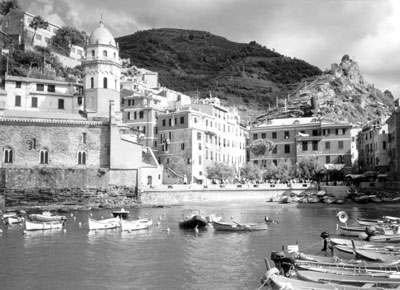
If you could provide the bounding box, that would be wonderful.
[324,164,345,170]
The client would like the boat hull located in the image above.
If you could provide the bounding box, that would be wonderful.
[25,220,65,231]
[212,221,267,231]
[88,218,120,231]
[29,214,67,222]
[178,215,208,229]
[121,219,152,231]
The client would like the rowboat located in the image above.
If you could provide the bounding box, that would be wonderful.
[121,218,152,231]
[349,240,400,262]
[262,267,394,290]
[330,237,393,248]
[178,209,208,229]
[336,224,387,237]
[212,220,268,231]
[25,219,65,231]
[296,269,400,286]
[2,213,23,225]
[112,208,130,219]
[335,244,400,256]
[29,213,67,222]
[88,217,120,231]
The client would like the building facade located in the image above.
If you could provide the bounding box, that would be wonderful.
[156,98,247,184]
[249,117,352,174]
[386,101,400,180]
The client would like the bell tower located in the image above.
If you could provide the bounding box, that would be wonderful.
[84,20,121,120]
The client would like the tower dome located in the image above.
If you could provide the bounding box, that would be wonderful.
[88,21,116,46]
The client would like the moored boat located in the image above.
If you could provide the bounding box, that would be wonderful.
[178,209,208,229]
[121,218,152,231]
[112,208,130,219]
[212,220,267,231]
[29,213,67,222]
[2,213,23,225]
[88,217,120,231]
[25,219,66,231]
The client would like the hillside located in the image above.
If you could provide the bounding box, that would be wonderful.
[116,28,322,123]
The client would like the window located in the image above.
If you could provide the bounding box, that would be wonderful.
[254,160,258,165]
[5,20,9,28]
[197,132,201,140]
[103,50,107,57]
[4,148,13,163]
[338,141,344,149]
[37,84,44,91]
[261,133,266,139]
[15,95,21,107]
[181,143,185,150]
[162,119,166,126]
[312,140,318,151]
[47,85,55,92]
[29,138,36,150]
[180,116,185,124]
[272,147,277,154]
[284,144,290,153]
[273,159,277,166]
[338,155,343,164]
[82,133,87,144]
[78,152,86,165]
[336,128,345,136]
[168,118,172,126]
[113,52,116,58]
[36,34,42,41]
[199,155,202,165]
[187,158,191,165]
[40,150,49,164]
[302,141,308,151]
[383,141,387,150]
[325,141,330,150]
[199,143,202,150]
[326,156,330,164]
[284,131,290,139]
[127,112,131,120]
[194,117,198,123]
[77,96,83,106]
[139,111,144,119]
[323,129,330,136]
[58,99,64,109]
[45,37,50,44]
[92,50,95,57]
[90,77,94,88]
[31,97,38,108]
[312,130,318,136]
[16,81,21,88]
[103,77,108,89]
[134,112,137,119]
[253,133,258,140]
[272,132,277,139]
[166,158,170,164]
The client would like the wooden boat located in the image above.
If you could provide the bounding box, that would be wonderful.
[25,219,65,231]
[88,217,120,231]
[296,269,400,286]
[330,237,393,248]
[121,218,152,231]
[335,244,400,256]
[29,213,67,222]
[368,233,400,243]
[112,208,130,219]
[336,224,386,237]
[212,220,267,231]
[349,240,400,262]
[2,213,23,225]
[178,209,208,229]
[262,267,394,290]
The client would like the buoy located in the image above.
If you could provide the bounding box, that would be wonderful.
[157,222,160,226]
[138,216,141,219]
[159,216,162,220]
[23,230,27,235]
[336,211,348,223]
[167,227,170,232]
[0,229,3,233]
[101,216,104,219]
[90,213,93,216]
[70,213,74,217]
[63,229,67,233]
[78,222,82,227]
[73,216,77,221]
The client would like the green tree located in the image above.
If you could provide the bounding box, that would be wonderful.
[29,16,49,45]
[276,159,293,182]
[0,0,21,15]
[296,156,325,188]
[206,162,235,183]
[240,162,262,181]
[50,26,87,56]
[262,162,279,181]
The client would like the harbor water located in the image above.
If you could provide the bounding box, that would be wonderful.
[1,201,399,290]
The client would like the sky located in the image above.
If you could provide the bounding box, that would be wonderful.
[19,0,400,99]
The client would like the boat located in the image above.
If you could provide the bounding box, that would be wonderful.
[178,209,208,229]
[112,208,130,219]
[279,195,292,204]
[262,267,394,290]
[2,213,23,224]
[330,237,394,248]
[336,224,387,237]
[88,217,121,231]
[211,220,268,231]
[25,219,66,231]
[29,213,67,222]
[205,213,223,223]
[121,218,152,231]
[335,244,400,256]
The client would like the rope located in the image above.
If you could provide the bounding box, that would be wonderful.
[255,277,269,290]
[298,240,322,252]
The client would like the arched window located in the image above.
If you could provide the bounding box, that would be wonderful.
[113,52,116,58]
[78,152,86,165]
[103,77,108,89]
[90,77,94,89]
[103,50,107,57]
[40,150,49,164]
[91,50,95,57]
[4,148,13,163]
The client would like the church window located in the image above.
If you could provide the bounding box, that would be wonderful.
[78,151,86,165]
[90,77,94,88]
[4,148,13,163]
[103,77,108,89]
[40,150,49,164]
[103,50,107,57]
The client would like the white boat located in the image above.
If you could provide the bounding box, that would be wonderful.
[88,217,120,231]
[29,213,67,222]
[3,213,23,225]
[25,219,65,231]
[121,218,153,231]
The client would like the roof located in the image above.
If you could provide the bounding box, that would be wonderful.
[257,117,316,128]
[3,110,88,121]
[88,21,116,47]
[5,75,83,86]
